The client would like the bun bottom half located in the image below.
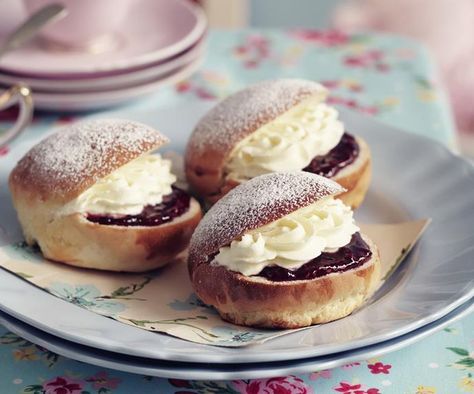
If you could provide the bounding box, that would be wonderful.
[190,234,381,329]
[13,195,201,272]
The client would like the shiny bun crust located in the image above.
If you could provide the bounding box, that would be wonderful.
[205,135,372,209]
[191,234,380,328]
[9,119,201,272]
[185,79,328,199]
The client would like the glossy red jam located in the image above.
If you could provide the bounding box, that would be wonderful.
[303,132,359,177]
[257,232,372,282]
[87,187,190,227]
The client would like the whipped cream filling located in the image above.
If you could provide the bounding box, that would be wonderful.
[60,153,176,216]
[225,99,344,181]
[213,197,359,276]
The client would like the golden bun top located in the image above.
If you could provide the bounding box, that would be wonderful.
[9,119,169,204]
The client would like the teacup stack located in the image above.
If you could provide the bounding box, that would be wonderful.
[0,0,207,111]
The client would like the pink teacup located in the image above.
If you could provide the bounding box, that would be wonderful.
[22,0,133,52]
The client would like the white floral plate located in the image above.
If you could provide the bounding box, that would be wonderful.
[0,103,473,364]
[0,298,471,379]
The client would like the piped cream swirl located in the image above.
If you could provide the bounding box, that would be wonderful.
[226,99,344,181]
[61,154,176,216]
[213,197,359,276]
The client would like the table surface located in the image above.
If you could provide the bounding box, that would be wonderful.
[1,29,472,394]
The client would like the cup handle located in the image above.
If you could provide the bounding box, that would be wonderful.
[0,84,33,148]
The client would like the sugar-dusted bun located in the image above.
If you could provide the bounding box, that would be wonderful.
[185,79,371,208]
[185,79,328,199]
[9,119,201,272]
[189,172,380,328]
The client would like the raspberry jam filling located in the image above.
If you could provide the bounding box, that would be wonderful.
[303,132,359,178]
[258,232,372,282]
[87,187,190,227]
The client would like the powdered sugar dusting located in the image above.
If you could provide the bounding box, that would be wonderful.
[189,172,344,266]
[11,119,168,201]
[187,79,327,156]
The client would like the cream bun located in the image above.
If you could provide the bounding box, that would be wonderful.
[188,172,380,328]
[185,78,371,208]
[9,119,201,272]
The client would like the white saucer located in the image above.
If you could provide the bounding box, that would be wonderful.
[0,38,205,92]
[0,0,206,76]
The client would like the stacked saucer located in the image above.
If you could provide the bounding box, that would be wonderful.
[0,0,207,111]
